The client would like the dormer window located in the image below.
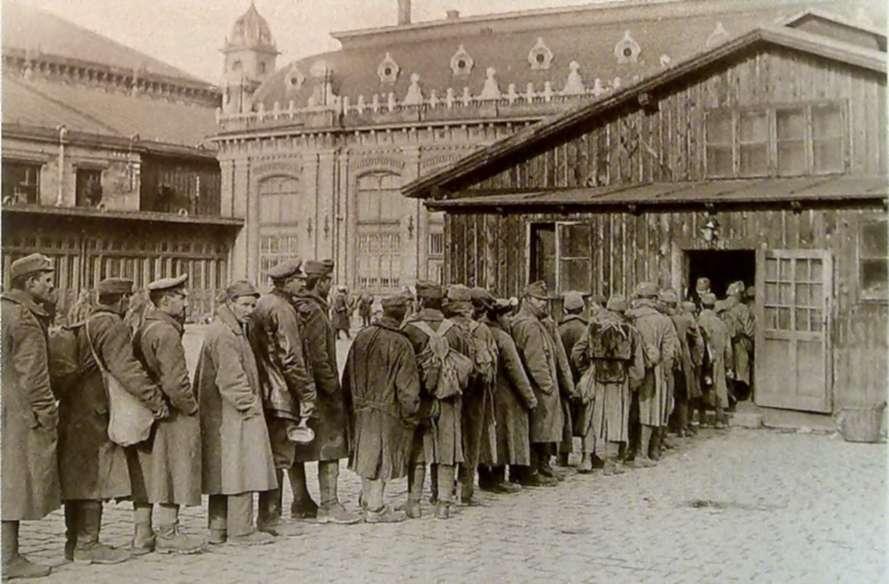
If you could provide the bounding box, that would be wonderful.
[450,45,474,77]
[528,38,554,70]
[614,30,641,64]
[377,52,400,84]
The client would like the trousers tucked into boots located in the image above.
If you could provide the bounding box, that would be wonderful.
[208,493,254,539]
[288,463,319,519]
[258,470,285,529]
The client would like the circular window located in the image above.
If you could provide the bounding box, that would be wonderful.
[536,53,545,64]
[384,67,392,76]
[458,60,466,69]
[623,47,633,58]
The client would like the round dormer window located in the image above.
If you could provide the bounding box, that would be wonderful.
[527,38,553,70]
[614,30,641,64]
[377,52,400,84]
[450,45,474,77]
[285,67,305,90]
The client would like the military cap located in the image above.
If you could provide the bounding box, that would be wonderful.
[727,281,746,297]
[321,259,335,275]
[491,298,515,314]
[447,284,472,302]
[524,280,550,300]
[147,273,188,292]
[700,292,717,307]
[587,293,607,306]
[695,277,711,291]
[337,285,348,292]
[470,286,495,305]
[416,280,443,299]
[634,281,659,299]
[606,294,628,313]
[658,289,679,304]
[680,300,698,313]
[10,253,54,280]
[97,277,133,296]
[225,280,259,300]
[381,294,409,309]
[268,259,302,280]
[562,291,585,312]
[302,260,330,277]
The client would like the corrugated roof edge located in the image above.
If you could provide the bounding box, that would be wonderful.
[403,25,888,200]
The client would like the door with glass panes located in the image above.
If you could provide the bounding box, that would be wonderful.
[754,249,832,412]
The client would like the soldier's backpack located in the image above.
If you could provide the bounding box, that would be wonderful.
[467,320,498,387]
[47,323,83,397]
[587,319,633,384]
[407,319,473,401]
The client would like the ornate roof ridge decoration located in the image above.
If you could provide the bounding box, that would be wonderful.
[528,37,554,70]
[562,61,584,95]
[403,73,423,105]
[706,21,731,48]
[377,52,400,84]
[479,67,501,100]
[614,30,641,64]
[450,45,474,77]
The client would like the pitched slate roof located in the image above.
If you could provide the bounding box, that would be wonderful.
[253,0,865,111]
[403,25,887,200]
[2,75,219,151]
[2,0,208,84]
[425,176,889,211]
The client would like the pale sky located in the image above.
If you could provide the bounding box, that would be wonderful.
[19,0,599,83]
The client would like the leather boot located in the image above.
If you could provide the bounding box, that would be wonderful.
[155,504,205,555]
[316,461,361,525]
[131,503,155,556]
[259,471,303,536]
[577,454,593,474]
[649,428,663,461]
[404,464,425,519]
[73,501,130,564]
[2,521,51,580]
[628,426,656,468]
[435,464,456,520]
[288,464,319,520]
[64,502,78,561]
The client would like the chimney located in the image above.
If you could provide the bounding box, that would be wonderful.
[446,9,460,20]
[398,0,411,25]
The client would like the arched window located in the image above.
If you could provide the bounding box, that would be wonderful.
[356,172,403,292]
[258,175,301,283]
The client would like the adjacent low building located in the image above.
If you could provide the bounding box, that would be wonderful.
[403,15,888,418]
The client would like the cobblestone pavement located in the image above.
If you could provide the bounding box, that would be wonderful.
[18,331,887,583]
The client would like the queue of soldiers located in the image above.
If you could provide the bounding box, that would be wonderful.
[1,252,754,580]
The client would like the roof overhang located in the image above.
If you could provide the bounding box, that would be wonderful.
[426,176,889,212]
[403,25,888,200]
[1,204,243,228]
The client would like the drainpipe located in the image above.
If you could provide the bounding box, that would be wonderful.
[55,124,68,206]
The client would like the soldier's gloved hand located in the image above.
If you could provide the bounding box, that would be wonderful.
[153,403,171,420]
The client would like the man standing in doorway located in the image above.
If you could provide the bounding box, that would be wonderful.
[292,260,360,524]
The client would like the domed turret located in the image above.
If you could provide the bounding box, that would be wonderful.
[221,1,279,114]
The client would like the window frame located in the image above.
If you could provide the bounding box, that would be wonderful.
[2,159,42,205]
[704,100,848,179]
[859,218,888,302]
[526,220,591,295]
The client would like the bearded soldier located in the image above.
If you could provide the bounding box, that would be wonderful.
[2,254,61,579]
[129,274,204,555]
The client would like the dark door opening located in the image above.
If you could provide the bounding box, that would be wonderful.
[686,249,755,299]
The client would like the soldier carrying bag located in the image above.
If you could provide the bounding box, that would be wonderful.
[85,316,155,447]
[409,320,473,401]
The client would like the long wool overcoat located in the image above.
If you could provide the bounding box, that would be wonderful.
[401,308,467,466]
[571,310,646,444]
[292,291,350,462]
[59,306,166,501]
[132,309,202,506]
[511,304,565,444]
[331,292,351,332]
[197,305,277,495]
[670,311,705,400]
[485,319,537,466]
[558,314,588,438]
[698,309,734,408]
[342,316,421,480]
[1,290,61,520]
[629,301,680,428]
[724,299,754,386]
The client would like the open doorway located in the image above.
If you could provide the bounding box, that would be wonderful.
[686,249,755,300]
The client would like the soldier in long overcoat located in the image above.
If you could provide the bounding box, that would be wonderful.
[332,285,352,339]
[1,254,61,579]
[358,292,374,328]
[248,259,316,533]
[291,260,360,524]
[627,282,679,468]
[62,277,168,565]
[557,291,591,471]
[725,281,755,404]
[511,281,565,486]
[571,295,646,475]
[478,298,537,492]
[197,281,277,546]
[699,294,734,428]
[130,274,204,555]
[401,281,469,519]
[342,293,421,523]
[666,296,705,437]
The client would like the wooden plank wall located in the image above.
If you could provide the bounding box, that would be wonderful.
[470,48,887,193]
[446,204,887,410]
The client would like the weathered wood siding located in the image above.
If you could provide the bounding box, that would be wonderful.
[469,47,887,192]
[445,203,886,411]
